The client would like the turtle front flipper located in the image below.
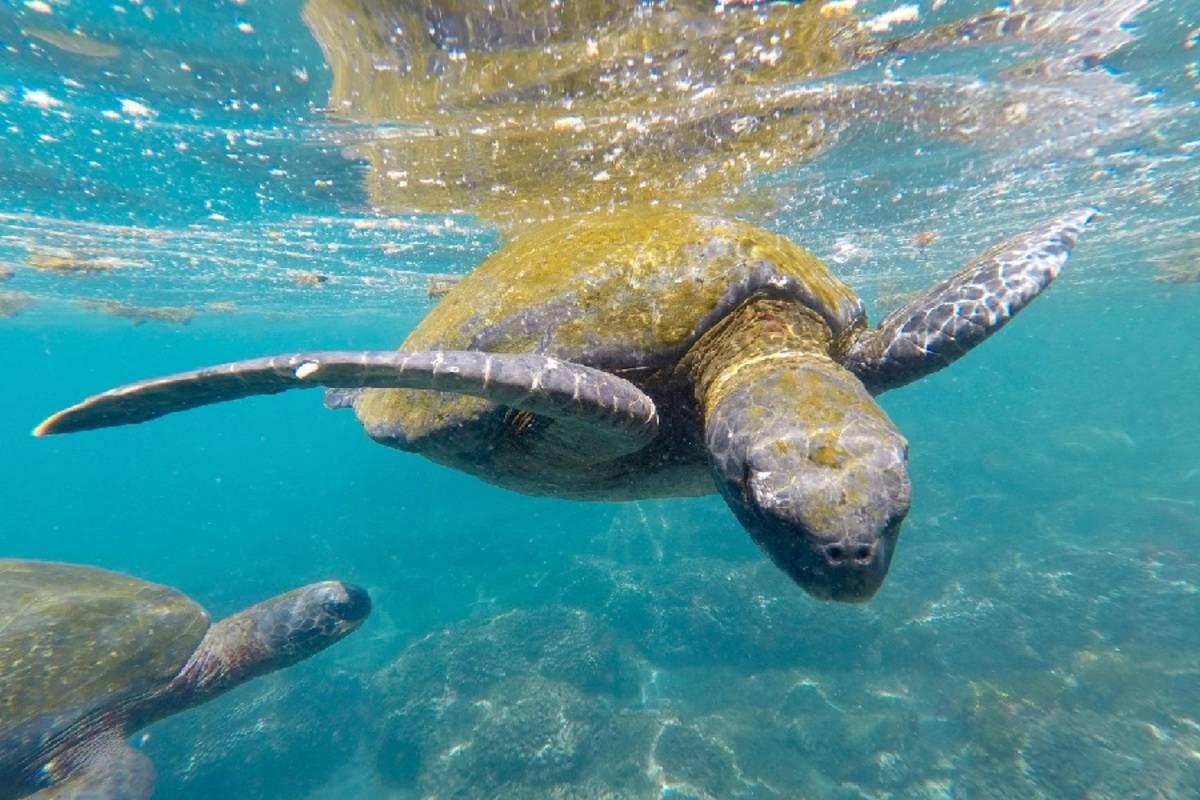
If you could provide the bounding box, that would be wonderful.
[34,350,660,458]
[32,734,154,800]
[846,208,1096,393]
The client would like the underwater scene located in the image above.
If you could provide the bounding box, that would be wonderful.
[2,0,1199,798]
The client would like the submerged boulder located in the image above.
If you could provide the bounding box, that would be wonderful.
[147,667,367,800]
[371,606,641,795]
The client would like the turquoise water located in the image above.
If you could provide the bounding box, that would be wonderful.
[3,1,1199,798]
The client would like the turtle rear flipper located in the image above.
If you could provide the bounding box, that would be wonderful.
[34,735,154,800]
[847,208,1096,393]
[34,350,659,460]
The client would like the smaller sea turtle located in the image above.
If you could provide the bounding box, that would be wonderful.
[0,560,370,800]
[35,207,1094,602]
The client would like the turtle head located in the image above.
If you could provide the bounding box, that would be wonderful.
[170,581,371,710]
[240,582,374,671]
[249,580,372,666]
[705,359,911,602]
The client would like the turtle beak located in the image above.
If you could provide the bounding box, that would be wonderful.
[775,519,902,603]
[745,472,906,603]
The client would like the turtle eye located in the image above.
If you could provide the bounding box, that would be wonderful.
[320,582,371,622]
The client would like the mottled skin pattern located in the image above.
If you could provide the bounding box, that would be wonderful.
[35,206,1094,602]
[0,561,369,800]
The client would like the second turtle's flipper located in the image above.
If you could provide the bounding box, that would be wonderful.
[846,208,1096,393]
[34,736,154,800]
[35,350,659,455]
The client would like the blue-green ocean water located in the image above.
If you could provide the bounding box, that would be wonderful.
[2,0,1199,798]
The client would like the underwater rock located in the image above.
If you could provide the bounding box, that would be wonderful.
[557,557,885,670]
[651,722,745,798]
[372,604,815,798]
[1028,709,1200,798]
[775,697,938,793]
[892,537,1200,685]
[369,581,952,796]
[888,537,1200,797]
[1153,263,1200,284]
[375,606,635,702]
[375,668,659,798]
[637,668,947,798]
[147,668,367,800]
[372,606,641,793]
[958,695,1200,800]
[418,677,607,797]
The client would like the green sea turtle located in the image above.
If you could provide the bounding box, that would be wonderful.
[0,560,370,800]
[36,206,1094,602]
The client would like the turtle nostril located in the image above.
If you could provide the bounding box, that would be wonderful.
[822,543,877,568]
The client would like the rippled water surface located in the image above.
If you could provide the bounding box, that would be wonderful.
[2,1,1199,798]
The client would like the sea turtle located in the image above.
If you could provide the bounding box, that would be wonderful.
[0,560,370,800]
[35,206,1094,602]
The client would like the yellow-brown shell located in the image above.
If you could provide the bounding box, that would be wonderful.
[0,560,209,731]
[356,206,863,441]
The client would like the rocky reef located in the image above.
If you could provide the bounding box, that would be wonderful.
[146,666,368,800]
[140,484,1200,800]
[355,493,1200,799]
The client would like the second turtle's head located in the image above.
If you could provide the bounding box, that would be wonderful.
[171,580,372,711]
[246,580,372,669]
[705,361,911,602]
